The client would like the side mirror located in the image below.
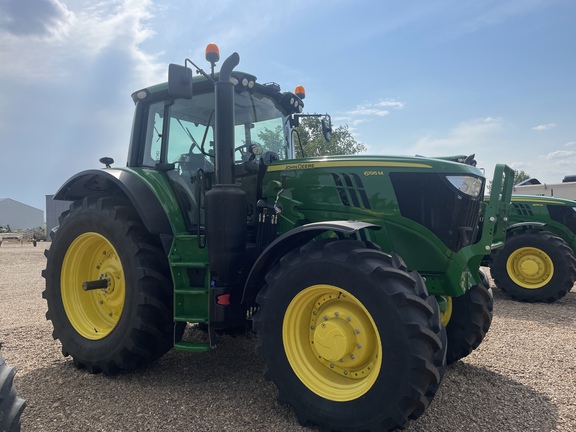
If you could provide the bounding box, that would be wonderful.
[321,118,332,142]
[168,64,193,99]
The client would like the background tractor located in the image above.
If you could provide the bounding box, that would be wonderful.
[440,155,576,303]
[43,45,513,432]
[488,195,576,302]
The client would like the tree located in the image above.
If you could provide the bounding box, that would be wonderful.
[293,116,366,158]
[256,125,285,156]
[488,169,531,192]
[513,170,530,185]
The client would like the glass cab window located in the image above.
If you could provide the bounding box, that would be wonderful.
[140,87,292,230]
[142,89,291,170]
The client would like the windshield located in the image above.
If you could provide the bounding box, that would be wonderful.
[142,88,293,169]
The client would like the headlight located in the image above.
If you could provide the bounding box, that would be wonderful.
[446,175,483,197]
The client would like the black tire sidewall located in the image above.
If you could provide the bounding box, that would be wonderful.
[491,230,575,301]
[44,201,149,364]
[257,242,440,429]
[445,284,493,364]
[0,354,26,431]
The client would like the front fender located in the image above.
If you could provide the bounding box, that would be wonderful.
[242,221,380,303]
[506,221,546,231]
[54,169,172,237]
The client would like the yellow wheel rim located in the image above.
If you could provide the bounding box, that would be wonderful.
[61,233,125,340]
[507,247,554,289]
[283,285,382,401]
[439,296,452,327]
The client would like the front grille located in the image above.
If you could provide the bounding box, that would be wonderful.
[390,172,484,252]
[513,203,534,216]
[548,205,576,234]
[331,173,371,209]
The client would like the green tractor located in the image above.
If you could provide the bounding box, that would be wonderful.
[488,195,576,302]
[435,154,576,303]
[42,45,513,431]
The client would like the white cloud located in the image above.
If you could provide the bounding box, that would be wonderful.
[564,141,576,147]
[0,0,169,211]
[411,117,503,155]
[509,161,529,170]
[0,0,162,85]
[526,150,576,182]
[0,0,75,39]
[544,150,576,160]
[532,123,556,131]
[336,99,405,127]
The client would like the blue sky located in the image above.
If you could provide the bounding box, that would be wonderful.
[0,0,575,212]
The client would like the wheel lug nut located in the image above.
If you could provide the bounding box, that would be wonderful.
[323,316,328,321]
[334,312,339,317]
[346,316,351,322]
[350,355,355,360]
[355,329,360,334]
[357,343,362,349]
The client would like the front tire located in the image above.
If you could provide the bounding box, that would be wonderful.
[42,196,175,374]
[491,230,576,302]
[254,239,446,432]
[443,283,493,364]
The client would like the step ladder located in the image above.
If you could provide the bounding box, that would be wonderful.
[170,234,213,352]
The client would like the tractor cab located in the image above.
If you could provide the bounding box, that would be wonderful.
[129,56,304,233]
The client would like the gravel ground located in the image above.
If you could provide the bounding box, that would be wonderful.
[1,244,575,432]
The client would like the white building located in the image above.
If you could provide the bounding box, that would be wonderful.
[0,198,44,230]
[513,177,576,200]
[45,195,71,237]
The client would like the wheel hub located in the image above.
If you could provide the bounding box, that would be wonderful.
[519,258,539,277]
[61,232,125,340]
[283,284,382,402]
[313,318,356,362]
[507,246,554,289]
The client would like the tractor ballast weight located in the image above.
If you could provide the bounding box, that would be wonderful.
[44,46,514,432]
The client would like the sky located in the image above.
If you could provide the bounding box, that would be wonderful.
[0,0,575,212]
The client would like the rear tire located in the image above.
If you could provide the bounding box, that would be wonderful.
[0,355,26,432]
[42,196,176,374]
[491,230,576,302]
[254,239,446,432]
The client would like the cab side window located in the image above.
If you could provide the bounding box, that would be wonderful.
[142,101,165,167]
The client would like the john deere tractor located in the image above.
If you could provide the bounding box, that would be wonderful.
[489,195,576,302]
[440,155,576,303]
[43,45,513,431]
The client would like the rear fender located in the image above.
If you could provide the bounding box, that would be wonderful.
[241,221,380,304]
[53,169,172,240]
